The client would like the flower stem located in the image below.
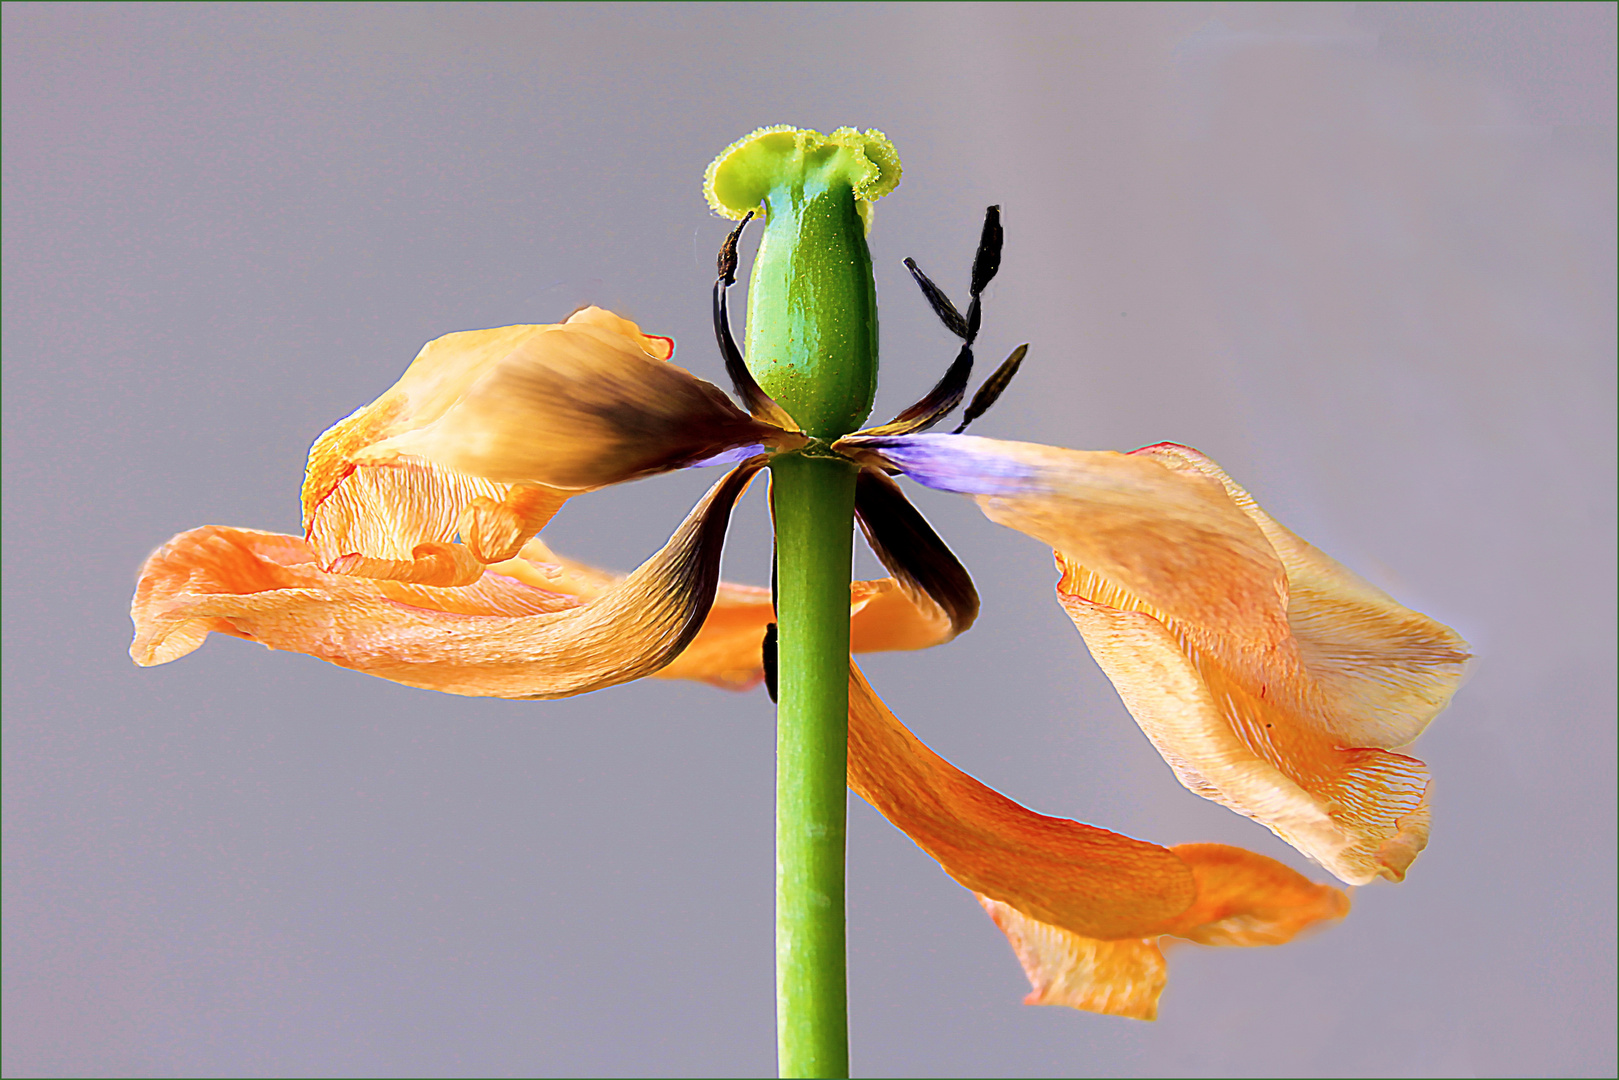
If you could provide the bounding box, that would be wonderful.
[707,125,901,1077]
[771,451,856,1079]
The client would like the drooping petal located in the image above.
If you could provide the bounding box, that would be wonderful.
[847,663,1199,941]
[977,845,1347,1020]
[977,897,1168,1019]
[1134,444,1469,749]
[835,433,1468,885]
[501,538,964,690]
[1156,842,1351,945]
[854,468,978,640]
[846,664,1348,1019]
[132,461,764,698]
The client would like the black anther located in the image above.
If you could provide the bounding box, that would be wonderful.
[717,212,752,286]
[762,622,779,703]
[969,205,1003,299]
[903,258,970,340]
[953,343,1028,434]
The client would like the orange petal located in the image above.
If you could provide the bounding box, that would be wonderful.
[847,663,1198,940]
[846,664,1348,1018]
[1058,584,1433,885]
[1050,445,1467,884]
[354,309,799,490]
[837,433,1468,885]
[977,897,1168,1020]
[976,845,1347,1020]
[458,484,572,564]
[847,578,955,653]
[1133,444,1469,749]
[132,462,762,698]
[484,536,960,691]
[654,577,964,689]
[300,306,772,582]
[834,434,1291,646]
[1159,843,1350,945]
[654,580,775,689]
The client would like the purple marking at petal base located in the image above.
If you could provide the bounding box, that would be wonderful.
[683,444,767,469]
[839,433,1038,495]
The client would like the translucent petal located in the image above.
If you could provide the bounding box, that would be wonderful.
[131,462,761,699]
[837,433,1468,884]
[300,307,786,585]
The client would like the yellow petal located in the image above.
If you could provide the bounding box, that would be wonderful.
[132,462,762,698]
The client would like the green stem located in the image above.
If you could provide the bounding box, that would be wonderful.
[771,452,856,1079]
[707,125,900,1078]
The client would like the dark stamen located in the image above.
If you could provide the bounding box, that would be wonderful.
[953,343,1028,434]
[713,214,791,425]
[970,205,1003,299]
[717,212,750,285]
[762,622,779,702]
[864,205,1012,436]
[904,258,970,340]
[859,343,974,436]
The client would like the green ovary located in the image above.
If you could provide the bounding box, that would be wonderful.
[704,127,901,439]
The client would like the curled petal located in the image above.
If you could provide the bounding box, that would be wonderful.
[847,665,1348,1018]
[354,311,799,490]
[1134,444,1469,749]
[301,312,663,556]
[977,845,1346,1020]
[132,461,763,698]
[305,455,564,585]
[854,468,978,640]
[300,307,782,582]
[837,433,1467,885]
[498,538,961,689]
[977,897,1168,1019]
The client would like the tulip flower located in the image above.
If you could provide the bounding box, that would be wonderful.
[131,127,1467,1073]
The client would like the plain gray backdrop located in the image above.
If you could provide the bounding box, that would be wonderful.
[4,3,1615,1077]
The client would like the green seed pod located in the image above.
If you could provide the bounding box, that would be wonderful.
[704,126,901,439]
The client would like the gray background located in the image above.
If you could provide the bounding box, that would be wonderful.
[4,3,1614,1076]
